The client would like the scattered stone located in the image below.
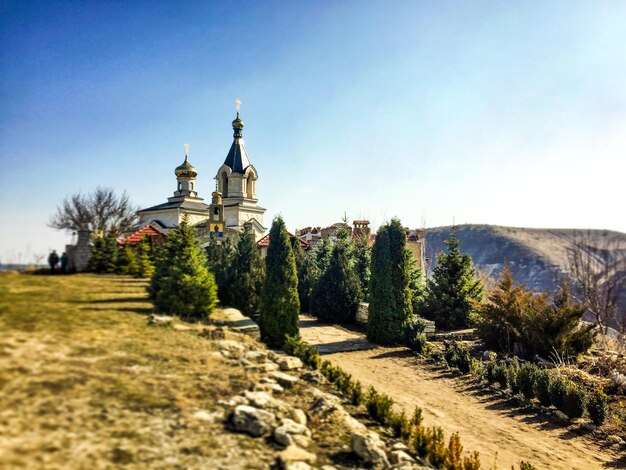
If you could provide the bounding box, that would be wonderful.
[274,418,312,447]
[148,314,173,326]
[246,362,279,373]
[231,405,277,437]
[271,371,299,388]
[390,442,410,452]
[284,463,312,470]
[279,446,317,466]
[279,356,303,371]
[389,450,415,464]
[391,462,430,470]
[245,350,268,364]
[200,327,226,340]
[608,435,625,446]
[301,370,326,385]
[260,377,278,384]
[351,431,389,467]
[244,391,273,408]
[192,410,224,423]
[217,395,247,407]
[321,466,338,470]
[268,350,281,362]
[216,339,246,354]
[290,408,307,425]
[482,350,497,361]
[554,410,569,421]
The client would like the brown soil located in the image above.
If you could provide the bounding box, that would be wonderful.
[299,316,624,470]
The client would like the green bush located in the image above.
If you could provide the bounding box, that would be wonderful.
[411,406,423,427]
[425,426,446,468]
[445,432,463,470]
[484,360,497,385]
[444,346,459,368]
[470,358,483,376]
[350,380,364,406]
[463,452,481,470]
[284,335,321,370]
[365,387,395,425]
[534,369,552,407]
[517,363,539,400]
[519,462,537,470]
[586,388,608,426]
[563,383,587,419]
[389,410,411,439]
[456,346,472,374]
[549,375,568,410]
[508,363,520,395]
[494,363,508,389]
[404,319,428,353]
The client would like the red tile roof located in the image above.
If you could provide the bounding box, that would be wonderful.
[257,232,310,250]
[119,224,166,246]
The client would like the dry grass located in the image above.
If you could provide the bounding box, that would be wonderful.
[0,272,272,469]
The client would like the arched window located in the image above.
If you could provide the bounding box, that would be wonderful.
[221,172,229,197]
[178,182,182,191]
[190,182,194,191]
[246,174,254,198]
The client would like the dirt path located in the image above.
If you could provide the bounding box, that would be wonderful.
[299,316,621,470]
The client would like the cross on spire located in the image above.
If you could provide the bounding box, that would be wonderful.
[235,98,241,115]
[184,143,189,157]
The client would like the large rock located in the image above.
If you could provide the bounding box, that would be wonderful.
[351,431,389,467]
[301,370,326,385]
[278,356,303,371]
[271,371,299,388]
[216,340,246,354]
[148,314,173,326]
[274,418,312,447]
[290,408,307,425]
[389,450,414,464]
[231,405,276,437]
[245,350,268,364]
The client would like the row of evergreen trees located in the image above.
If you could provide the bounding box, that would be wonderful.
[139,214,593,358]
[88,235,155,278]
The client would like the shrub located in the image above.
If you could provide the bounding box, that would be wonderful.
[508,362,521,395]
[425,426,446,468]
[519,462,537,470]
[389,410,411,439]
[463,452,481,470]
[445,432,463,470]
[587,388,608,426]
[404,319,428,353]
[494,363,508,389]
[534,369,552,407]
[444,345,459,368]
[485,360,497,385]
[563,383,587,419]
[517,363,539,400]
[284,335,321,369]
[350,380,364,406]
[365,387,395,425]
[411,406,423,427]
[470,358,483,376]
[411,424,427,457]
[456,346,472,374]
[549,375,568,411]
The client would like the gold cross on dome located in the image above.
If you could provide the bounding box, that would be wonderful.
[235,98,241,113]
[184,143,189,156]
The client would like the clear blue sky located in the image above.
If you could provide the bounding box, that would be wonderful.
[1,1,625,263]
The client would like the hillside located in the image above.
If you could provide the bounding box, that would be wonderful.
[424,225,626,320]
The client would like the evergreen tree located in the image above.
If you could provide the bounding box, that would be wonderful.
[310,241,362,323]
[291,238,320,313]
[406,249,426,315]
[148,221,217,320]
[116,244,138,275]
[314,237,332,274]
[87,235,119,273]
[367,218,413,344]
[353,234,371,301]
[231,223,265,319]
[259,216,300,348]
[421,227,483,330]
[136,236,155,278]
[205,236,236,305]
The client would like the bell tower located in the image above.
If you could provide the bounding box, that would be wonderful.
[214,99,266,240]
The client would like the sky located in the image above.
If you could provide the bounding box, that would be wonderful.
[1,0,625,264]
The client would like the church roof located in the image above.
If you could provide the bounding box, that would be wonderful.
[257,232,310,250]
[223,111,252,174]
[137,198,210,214]
[119,224,167,246]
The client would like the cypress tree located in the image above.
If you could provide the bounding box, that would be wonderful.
[353,234,371,301]
[88,235,118,273]
[116,244,138,275]
[310,242,361,323]
[205,236,236,305]
[368,218,413,344]
[421,227,483,330]
[136,236,155,278]
[259,216,300,348]
[149,220,217,320]
[291,238,320,313]
[314,237,332,274]
[231,223,265,319]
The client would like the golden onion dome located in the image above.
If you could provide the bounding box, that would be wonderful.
[175,155,197,177]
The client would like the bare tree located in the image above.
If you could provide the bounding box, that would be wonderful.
[566,230,626,334]
[49,187,138,237]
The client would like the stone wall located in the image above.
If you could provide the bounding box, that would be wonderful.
[66,230,92,272]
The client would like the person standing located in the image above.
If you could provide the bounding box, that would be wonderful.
[48,250,59,273]
[60,252,68,274]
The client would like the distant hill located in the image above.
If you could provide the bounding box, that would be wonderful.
[424,225,626,325]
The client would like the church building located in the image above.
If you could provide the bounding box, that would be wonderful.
[126,103,267,244]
